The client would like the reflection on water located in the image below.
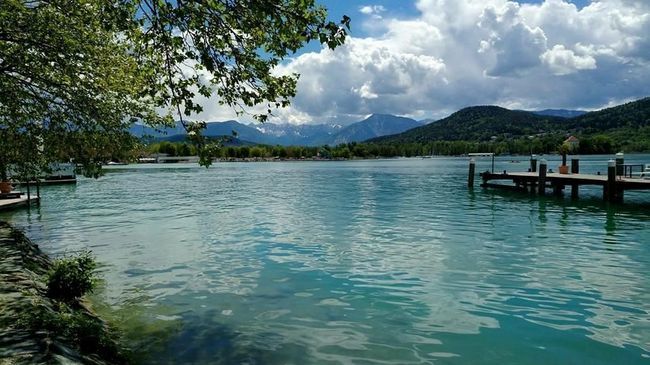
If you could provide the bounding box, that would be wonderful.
[2,156,650,364]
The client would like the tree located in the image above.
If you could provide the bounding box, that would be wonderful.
[1,0,159,177]
[558,143,571,166]
[0,126,46,183]
[0,0,350,176]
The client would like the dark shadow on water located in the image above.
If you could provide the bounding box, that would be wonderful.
[477,186,650,219]
[134,310,306,365]
[559,204,569,228]
[538,196,548,224]
[90,282,304,365]
[604,208,618,246]
[474,187,650,250]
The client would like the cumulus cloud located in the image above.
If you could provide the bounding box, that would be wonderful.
[478,3,548,76]
[271,37,447,124]
[541,44,597,75]
[195,0,650,124]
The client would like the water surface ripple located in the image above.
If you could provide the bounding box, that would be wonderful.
[2,156,650,364]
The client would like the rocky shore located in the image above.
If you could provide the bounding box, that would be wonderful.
[0,222,122,365]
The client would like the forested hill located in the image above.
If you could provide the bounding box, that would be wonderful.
[369,97,650,147]
[370,106,565,143]
[564,97,650,132]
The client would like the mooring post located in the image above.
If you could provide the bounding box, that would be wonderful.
[571,158,580,199]
[538,159,547,196]
[36,179,41,206]
[615,152,624,176]
[606,159,617,202]
[530,155,537,173]
[571,158,579,174]
[26,181,31,204]
[614,154,625,202]
[468,158,476,189]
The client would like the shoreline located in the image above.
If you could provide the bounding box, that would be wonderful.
[0,222,123,365]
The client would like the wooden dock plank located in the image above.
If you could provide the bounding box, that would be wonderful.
[479,168,650,204]
[472,157,650,203]
[16,178,77,186]
[484,172,650,189]
[0,196,39,211]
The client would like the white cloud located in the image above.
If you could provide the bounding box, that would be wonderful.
[195,0,650,124]
[541,44,597,75]
[478,2,548,76]
[359,5,387,18]
[271,37,447,123]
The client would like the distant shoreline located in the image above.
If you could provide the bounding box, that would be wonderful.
[123,152,650,166]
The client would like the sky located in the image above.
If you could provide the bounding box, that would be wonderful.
[196,0,650,125]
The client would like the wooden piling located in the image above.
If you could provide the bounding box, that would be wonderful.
[615,152,624,176]
[530,156,537,173]
[538,159,547,196]
[26,182,31,203]
[614,153,625,203]
[468,158,476,189]
[605,160,617,202]
[36,180,41,206]
[571,158,579,199]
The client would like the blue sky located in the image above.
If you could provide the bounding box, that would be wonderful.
[197,1,650,124]
[301,1,593,48]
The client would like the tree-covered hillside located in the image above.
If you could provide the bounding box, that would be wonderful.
[371,106,565,143]
[368,97,650,154]
[567,98,650,131]
[563,98,650,152]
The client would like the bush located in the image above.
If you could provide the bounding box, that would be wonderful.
[46,251,97,303]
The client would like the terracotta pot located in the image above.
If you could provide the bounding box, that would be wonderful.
[0,181,11,194]
[558,165,569,174]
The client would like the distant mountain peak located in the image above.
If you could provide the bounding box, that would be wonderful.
[329,114,423,145]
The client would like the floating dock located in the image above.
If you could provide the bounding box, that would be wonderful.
[0,194,39,211]
[469,154,650,203]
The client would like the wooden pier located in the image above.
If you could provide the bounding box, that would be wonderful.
[16,177,76,186]
[469,155,650,203]
[0,181,41,211]
[0,193,40,211]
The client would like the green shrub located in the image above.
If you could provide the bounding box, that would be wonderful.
[46,251,97,303]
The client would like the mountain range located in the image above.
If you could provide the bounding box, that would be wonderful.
[130,97,649,149]
[130,114,422,146]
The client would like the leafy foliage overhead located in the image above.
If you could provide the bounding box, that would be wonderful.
[0,0,350,176]
[129,0,350,123]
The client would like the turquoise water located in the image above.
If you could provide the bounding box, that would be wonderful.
[2,156,650,364]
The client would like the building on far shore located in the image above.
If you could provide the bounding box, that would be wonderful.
[564,135,580,151]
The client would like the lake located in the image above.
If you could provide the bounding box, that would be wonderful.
[2,156,649,364]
